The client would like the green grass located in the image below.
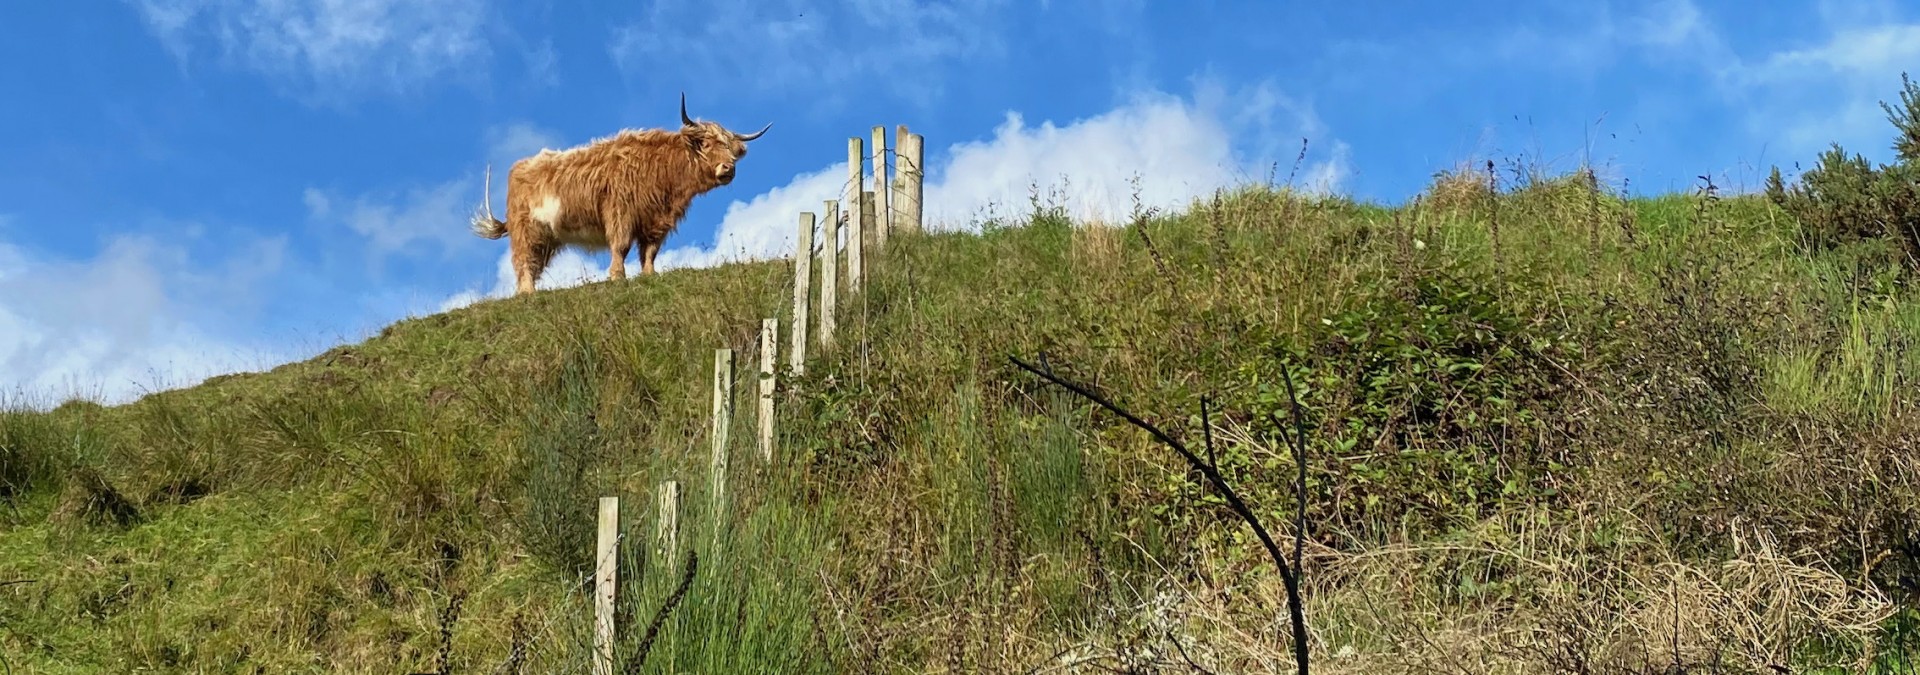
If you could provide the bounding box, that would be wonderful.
[3,169,1920,673]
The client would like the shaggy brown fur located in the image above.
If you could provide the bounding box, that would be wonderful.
[470,94,770,295]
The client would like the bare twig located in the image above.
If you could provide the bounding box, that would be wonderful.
[1280,367,1310,579]
[1167,629,1221,675]
[1008,354,1311,674]
[1201,396,1219,469]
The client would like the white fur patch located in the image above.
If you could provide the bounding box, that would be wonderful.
[531,195,563,229]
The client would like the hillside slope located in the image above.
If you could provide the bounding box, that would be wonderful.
[4,174,1920,673]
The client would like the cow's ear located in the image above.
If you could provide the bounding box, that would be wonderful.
[685,133,704,153]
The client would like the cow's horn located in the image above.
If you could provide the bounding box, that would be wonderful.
[680,92,695,127]
[737,122,771,141]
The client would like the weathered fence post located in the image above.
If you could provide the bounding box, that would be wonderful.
[860,190,876,273]
[790,211,814,376]
[846,137,864,237]
[819,199,839,348]
[849,192,866,296]
[893,125,910,234]
[896,130,925,233]
[758,317,777,462]
[656,481,679,568]
[710,348,733,537]
[593,495,619,675]
[872,125,890,250]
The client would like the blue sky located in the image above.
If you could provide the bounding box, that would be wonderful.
[2,0,1918,405]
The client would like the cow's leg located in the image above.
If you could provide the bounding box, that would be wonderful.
[607,228,633,282]
[641,241,662,275]
[510,231,537,295]
[513,235,557,295]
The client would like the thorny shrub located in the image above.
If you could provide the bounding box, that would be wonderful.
[1768,73,1920,268]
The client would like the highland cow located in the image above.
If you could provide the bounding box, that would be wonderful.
[470,94,771,295]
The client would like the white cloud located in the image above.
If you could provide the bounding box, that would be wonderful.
[126,0,494,100]
[1813,0,1906,30]
[483,123,567,167]
[304,179,475,256]
[1730,24,1920,87]
[0,234,295,408]
[1492,0,1917,163]
[921,84,1348,231]
[1719,17,1920,161]
[434,78,1348,302]
[1476,0,1731,71]
[1446,0,1914,164]
[608,0,1007,107]
[305,122,567,265]
[1628,0,1717,51]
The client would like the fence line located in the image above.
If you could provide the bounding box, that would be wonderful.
[581,123,924,670]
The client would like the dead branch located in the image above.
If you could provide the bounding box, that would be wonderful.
[1009,354,1312,675]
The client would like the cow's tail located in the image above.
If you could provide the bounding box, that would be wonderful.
[470,162,508,239]
[470,211,507,239]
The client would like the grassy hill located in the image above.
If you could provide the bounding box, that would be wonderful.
[6,159,1920,673]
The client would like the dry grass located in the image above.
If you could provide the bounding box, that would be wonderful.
[1422,161,1497,218]
[1008,511,1898,675]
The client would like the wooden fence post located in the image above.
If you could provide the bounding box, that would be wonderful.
[656,481,679,567]
[593,495,619,675]
[710,348,733,535]
[860,190,877,273]
[846,137,864,239]
[758,317,777,462]
[790,211,814,376]
[896,131,924,233]
[893,125,910,234]
[819,199,839,348]
[850,190,867,295]
[872,125,890,250]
